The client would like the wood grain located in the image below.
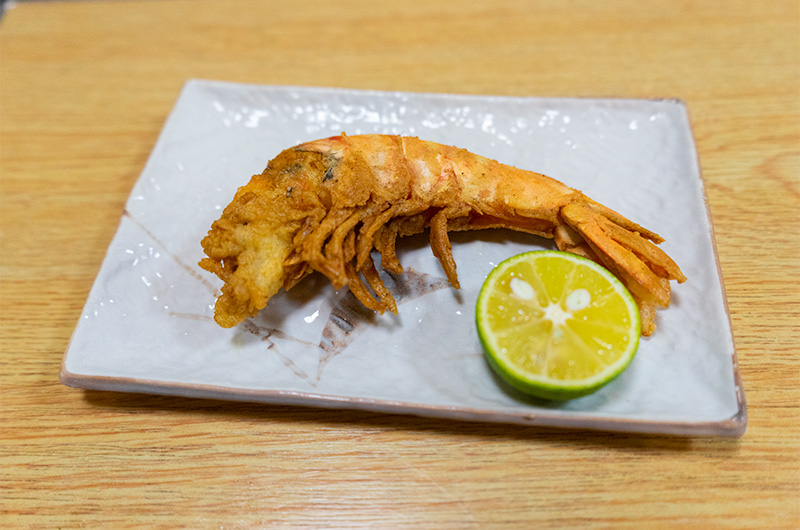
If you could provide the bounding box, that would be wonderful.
[1,0,798,527]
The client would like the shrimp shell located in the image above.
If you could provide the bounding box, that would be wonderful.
[199,134,685,334]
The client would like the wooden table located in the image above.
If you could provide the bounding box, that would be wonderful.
[2,0,798,527]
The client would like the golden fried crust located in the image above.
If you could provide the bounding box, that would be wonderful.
[199,149,329,327]
[200,135,685,333]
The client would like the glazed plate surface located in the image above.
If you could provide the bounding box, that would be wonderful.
[61,81,745,435]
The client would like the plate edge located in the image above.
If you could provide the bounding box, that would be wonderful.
[58,370,747,437]
[184,78,688,108]
[679,101,748,436]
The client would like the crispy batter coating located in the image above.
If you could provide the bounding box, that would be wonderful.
[200,134,685,333]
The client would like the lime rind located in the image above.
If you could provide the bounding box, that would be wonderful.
[476,250,641,401]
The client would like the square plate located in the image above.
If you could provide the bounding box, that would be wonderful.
[61,80,746,436]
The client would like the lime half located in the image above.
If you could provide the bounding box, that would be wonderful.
[476,251,640,400]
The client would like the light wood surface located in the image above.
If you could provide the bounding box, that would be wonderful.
[2,0,798,527]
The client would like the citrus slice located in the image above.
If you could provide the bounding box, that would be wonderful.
[476,250,640,400]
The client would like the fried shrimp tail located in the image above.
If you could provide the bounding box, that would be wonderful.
[199,134,685,334]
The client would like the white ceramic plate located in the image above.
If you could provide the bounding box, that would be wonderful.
[61,80,746,436]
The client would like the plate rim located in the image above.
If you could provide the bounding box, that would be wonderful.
[60,80,747,437]
[59,365,747,437]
